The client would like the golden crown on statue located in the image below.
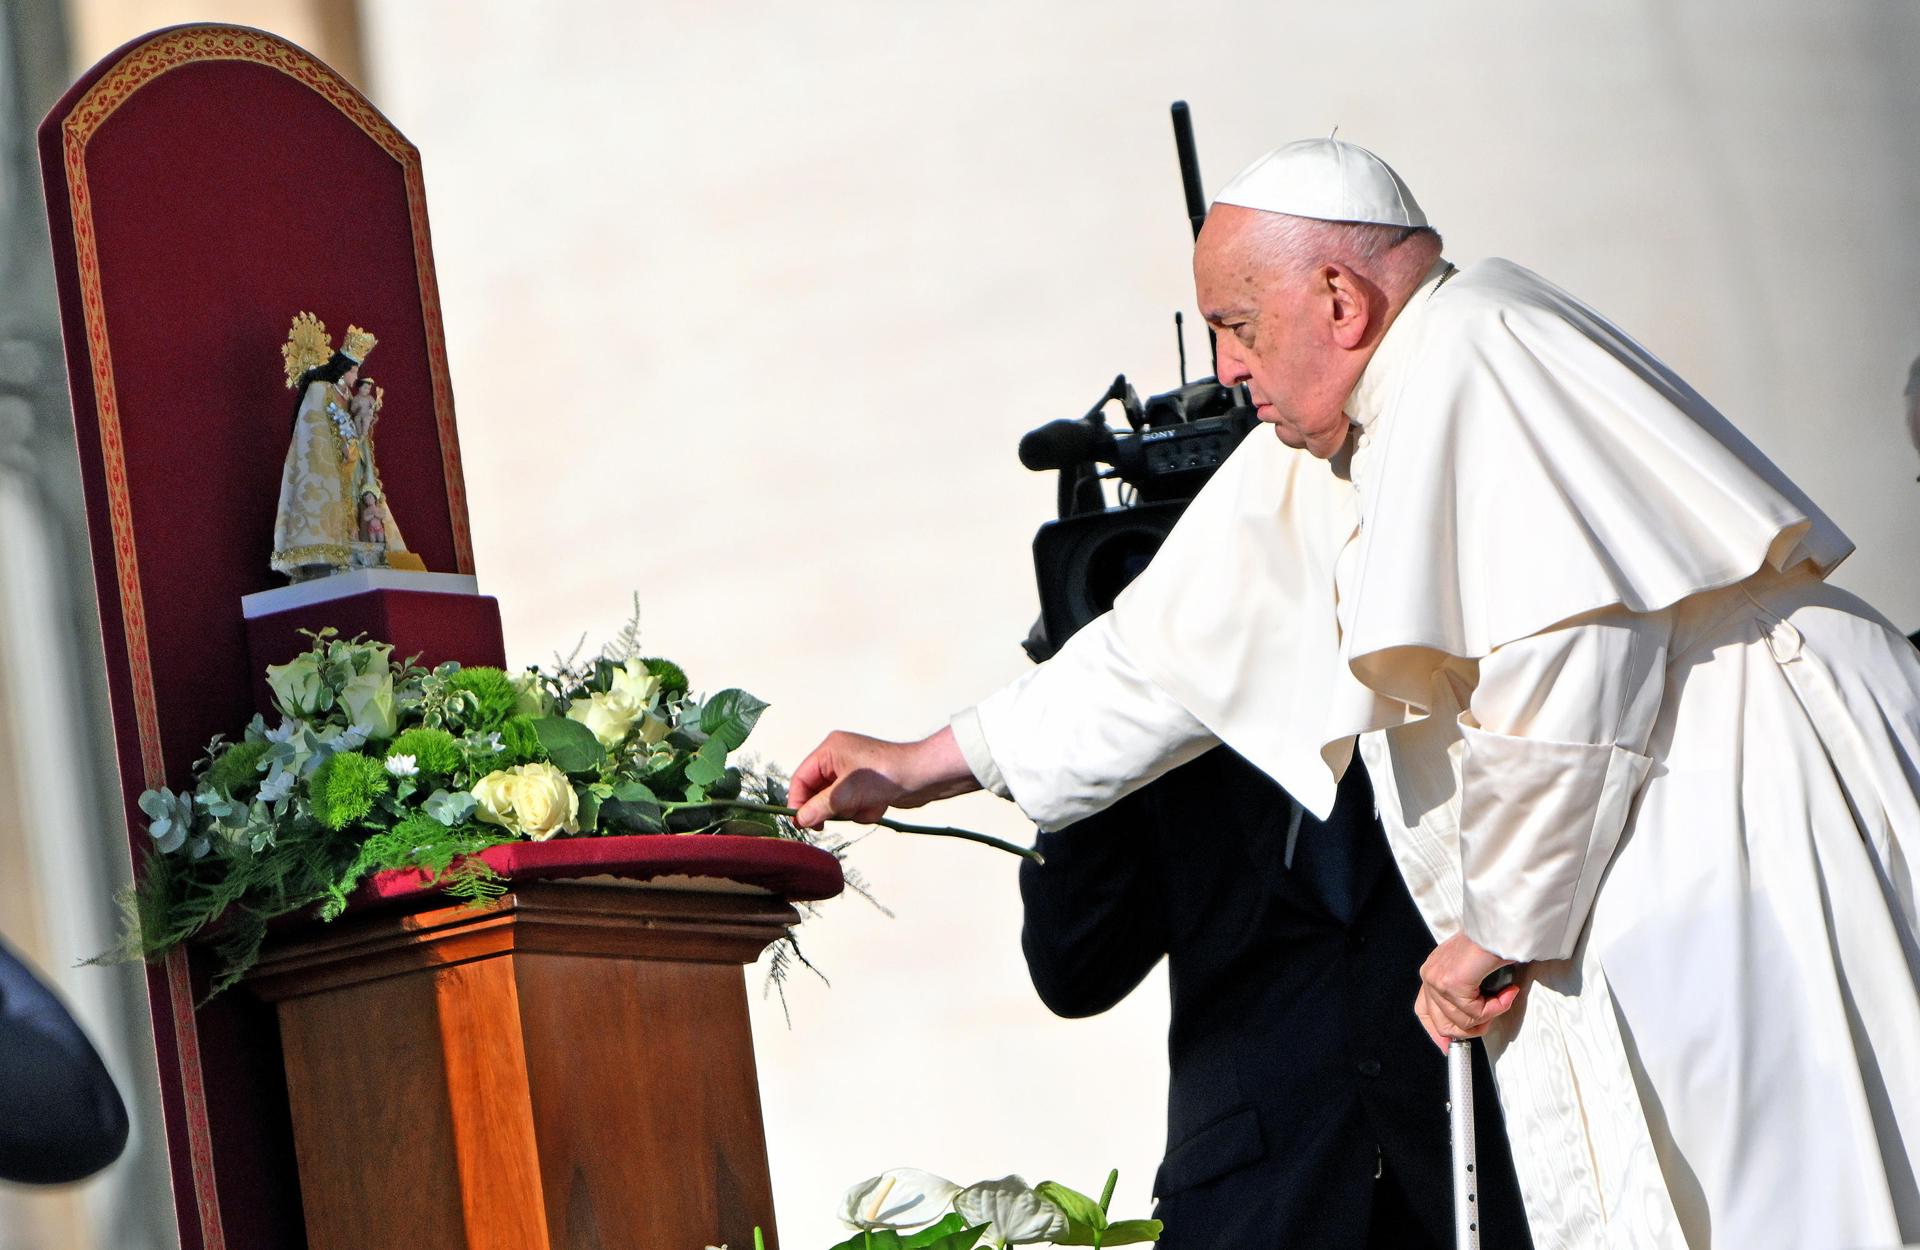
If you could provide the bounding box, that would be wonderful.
[281,315,380,388]
[340,325,378,365]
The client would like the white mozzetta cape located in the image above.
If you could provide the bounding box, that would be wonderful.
[962,260,1920,1248]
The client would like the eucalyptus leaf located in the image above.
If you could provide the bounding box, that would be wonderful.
[531,716,605,774]
[685,736,730,789]
[700,688,769,752]
[424,789,478,827]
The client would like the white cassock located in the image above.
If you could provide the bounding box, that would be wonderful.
[953,259,1920,1249]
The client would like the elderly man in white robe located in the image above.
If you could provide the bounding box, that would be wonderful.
[791,139,1920,1249]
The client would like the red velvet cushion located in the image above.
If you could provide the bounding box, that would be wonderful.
[361,834,845,905]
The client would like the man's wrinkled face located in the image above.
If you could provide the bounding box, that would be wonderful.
[1193,206,1356,459]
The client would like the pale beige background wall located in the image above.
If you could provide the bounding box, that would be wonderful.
[16,3,1920,1248]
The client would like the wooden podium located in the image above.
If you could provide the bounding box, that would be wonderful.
[251,880,794,1250]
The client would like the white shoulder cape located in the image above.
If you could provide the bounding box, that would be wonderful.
[1109,258,1852,818]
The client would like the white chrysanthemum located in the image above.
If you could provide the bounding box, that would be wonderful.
[384,754,418,777]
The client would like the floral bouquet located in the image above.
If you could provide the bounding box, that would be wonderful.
[114,622,1026,996]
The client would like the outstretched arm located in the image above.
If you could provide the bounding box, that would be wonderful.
[791,614,1217,833]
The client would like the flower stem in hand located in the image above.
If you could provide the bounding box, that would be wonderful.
[657,798,1044,864]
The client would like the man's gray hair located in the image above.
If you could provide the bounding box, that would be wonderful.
[1243,212,1443,284]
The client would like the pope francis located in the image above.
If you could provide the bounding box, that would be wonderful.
[791,138,1920,1249]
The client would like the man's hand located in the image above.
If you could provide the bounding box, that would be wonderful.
[1414,932,1523,1051]
[788,726,979,829]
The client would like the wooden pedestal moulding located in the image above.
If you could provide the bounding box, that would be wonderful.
[249,881,791,1250]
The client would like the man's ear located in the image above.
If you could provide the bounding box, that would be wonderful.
[1323,263,1372,350]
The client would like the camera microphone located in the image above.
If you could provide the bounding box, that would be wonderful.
[1018,419,1113,472]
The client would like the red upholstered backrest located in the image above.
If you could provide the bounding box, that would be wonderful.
[39,26,476,1249]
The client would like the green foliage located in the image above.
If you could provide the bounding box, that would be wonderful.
[599,778,667,834]
[444,666,519,733]
[205,739,270,796]
[388,727,462,776]
[115,618,864,1000]
[308,751,388,831]
[700,688,768,752]
[531,715,605,774]
[1042,1173,1163,1247]
[825,1216,991,1250]
[499,715,546,764]
[640,656,689,696]
[320,815,510,921]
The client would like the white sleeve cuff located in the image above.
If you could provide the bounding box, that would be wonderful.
[1458,720,1652,962]
[948,706,1010,799]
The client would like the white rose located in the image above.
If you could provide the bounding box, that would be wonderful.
[567,689,642,749]
[511,670,552,718]
[608,658,661,708]
[505,763,579,841]
[471,770,518,830]
[340,670,398,740]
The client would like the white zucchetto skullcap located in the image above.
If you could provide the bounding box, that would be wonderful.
[1214,137,1428,229]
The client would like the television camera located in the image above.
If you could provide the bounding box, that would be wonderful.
[1020,102,1259,661]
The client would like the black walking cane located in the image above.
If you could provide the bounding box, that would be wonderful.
[1449,964,1518,1250]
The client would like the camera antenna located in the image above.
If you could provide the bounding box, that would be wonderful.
[1171,101,1207,241]
[1170,101,1217,366]
[1174,310,1188,386]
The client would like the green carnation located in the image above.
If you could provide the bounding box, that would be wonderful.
[388,727,462,776]
[446,666,518,734]
[205,740,270,796]
[499,716,547,765]
[308,751,389,831]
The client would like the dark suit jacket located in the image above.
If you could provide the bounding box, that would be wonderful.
[1019,748,1530,1250]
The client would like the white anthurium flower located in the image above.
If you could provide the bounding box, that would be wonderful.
[954,1176,1069,1247]
[839,1168,962,1231]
